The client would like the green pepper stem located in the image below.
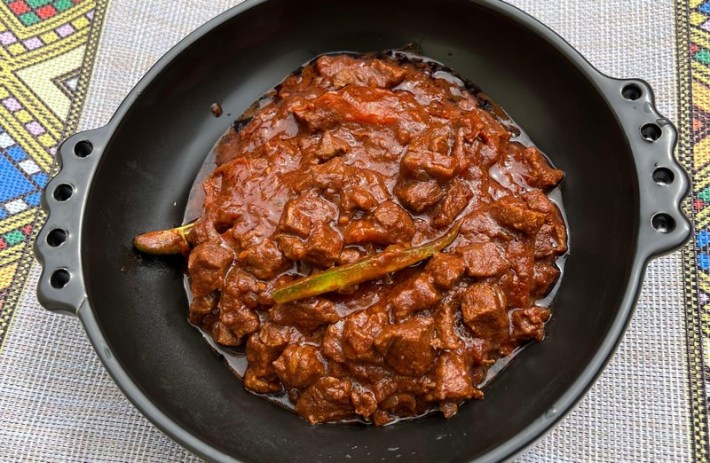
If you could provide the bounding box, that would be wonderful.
[271,221,461,304]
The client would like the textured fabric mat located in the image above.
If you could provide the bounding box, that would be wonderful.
[0,0,701,461]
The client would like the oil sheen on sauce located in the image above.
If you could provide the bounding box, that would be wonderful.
[182,50,569,424]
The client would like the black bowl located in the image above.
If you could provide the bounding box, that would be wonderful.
[34,0,691,461]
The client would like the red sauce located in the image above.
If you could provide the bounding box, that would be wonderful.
[185,52,568,425]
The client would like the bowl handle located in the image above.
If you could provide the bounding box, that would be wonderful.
[597,76,692,259]
[34,127,107,315]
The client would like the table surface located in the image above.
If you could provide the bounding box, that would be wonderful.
[0,0,705,462]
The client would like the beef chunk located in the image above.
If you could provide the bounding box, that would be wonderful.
[394,177,444,213]
[315,130,350,160]
[474,106,511,152]
[372,201,416,240]
[380,393,419,417]
[270,297,339,331]
[440,401,459,418]
[299,158,389,210]
[294,86,426,131]
[351,386,378,418]
[295,377,355,424]
[456,241,509,277]
[187,242,233,297]
[302,156,349,191]
[501,239,535,308]
[219,269,262,342]
[430,352,481,402]
[244,332,283,394]
[425,253,466,290]
[522,189,558,215]
[489,196,545,235]
[316,54,406,89]
[344,201,415,245]
[510,306,551,342]
[390,274,443,321]
[433,299,462,350]
[460,209,513,242]
[373,409,395,426]
[346,364,397,398]
[532,261,560,298]
[337,247,364,266]
[187,216,219,247]
[221,268,264,309]
[517,146,564,190]
[432,179,473,228]
[342,305,389,362]
[276,234,306,261]
[189,292,218,325]
[534,223,568,259]
[401,147,458,181]
[341,184,379,212]
[239,238,287,280]
[303,222,343,267]
[523,190,568,258]
[322,323,346,363]
[219,304,260,343]
[243,368,281,394]
[374,317,438,376]
[273,344,326,389]
[244,323,301,393]
[211,321,240,346]
[278,190,338,238]
[461,283,508,339]
[259,322,301,348]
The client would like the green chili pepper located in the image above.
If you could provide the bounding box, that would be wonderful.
[272,221,461,304]
[133,222,195,255]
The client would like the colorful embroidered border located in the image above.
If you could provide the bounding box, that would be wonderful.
[0,0,107,349]
[678,0,710,460]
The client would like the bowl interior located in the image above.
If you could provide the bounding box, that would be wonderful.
[82,0,637,461]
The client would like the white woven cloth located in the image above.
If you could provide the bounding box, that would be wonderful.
[0,1,689,461]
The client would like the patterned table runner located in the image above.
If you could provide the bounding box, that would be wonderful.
[680,2,710,460]
[0,0,707,461]
[0,0,103,347]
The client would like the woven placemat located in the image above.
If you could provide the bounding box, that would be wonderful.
[0,0,704,461]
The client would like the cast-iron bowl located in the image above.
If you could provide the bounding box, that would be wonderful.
[34,0,691,461]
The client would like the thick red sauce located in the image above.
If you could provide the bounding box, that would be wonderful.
[185,52,568,425]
